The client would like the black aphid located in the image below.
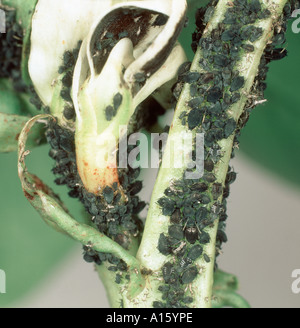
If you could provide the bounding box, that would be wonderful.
[272,33,286,46]
[203,172,216,183]
[171,209,182,224]
[115,274,122,284]
[153,14,168,26]
[178,62,192,77]
[224,118,237,138]
[188,97,204,109]
[162,262,173,283]
[182,71,201,83]
[223,185,230,198]
[265,48,288,62]
[108,265,118,272]
[214,54,230,67]
[230,76,245,92]
[226,171,237,184]
[168,225,184,240]
[211,183,223,200]
[63,106,75,120]
[158,285,170,292]
[190,182,208,192]
[203,254,210,263]
[196,207,209,221]
[112,93,123,112]
[199,194,211,205]
[59,134,75,152]
[204,159,214,172]
[103,186,114,204]
[105,105,116,121]
[134,72,146,83]
[217,230,228,243]
[198,231,210,244]
[221,29,237,42]
[63,51,75,68]
[190,84,198,97]
[133,201,146,214]
[129,181,143,195]
[158,233,171,255]
[62,72,73,88]
[89,203,99,216]
[60,89,72,102]
[181,266,198,284]
[185,227,198,244]
[208,102,222,115]
[231,92,241,103]
[188,108,203,130]
[187,244,203,261]
[207,87,222,103]
[160,198,176,216]
[242,44,255,53]
[249,27,263,43]
[183,206,195,218]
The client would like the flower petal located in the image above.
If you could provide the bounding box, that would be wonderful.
[28,0,115,105]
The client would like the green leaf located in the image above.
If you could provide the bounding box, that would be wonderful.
[0,112,44,153]
[0,79,45,152]
[0,79,38,116]
[212,270,250,308]
[0,149,75,308]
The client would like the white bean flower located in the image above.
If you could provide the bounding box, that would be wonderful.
[29,0,187,194]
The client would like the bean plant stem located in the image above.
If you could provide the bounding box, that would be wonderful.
[135,0,288,308]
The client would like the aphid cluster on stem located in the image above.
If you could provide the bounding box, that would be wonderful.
[45,117,146,284]
[155,0,293,308]
[59,41,82,122]
[82,245,129,284]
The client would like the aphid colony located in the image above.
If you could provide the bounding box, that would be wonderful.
[2,0,296,306]
[43,15,169,286]
[90,7,169,77]
[46,117,146,284]
[58,41,83,122]
[0,8,26,92]
[0,7,48,112]
[154,0,292,308]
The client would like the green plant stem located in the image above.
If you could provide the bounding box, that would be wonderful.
[17,114,146,301]
[135,0,288,308]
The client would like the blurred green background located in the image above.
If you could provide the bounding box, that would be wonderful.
[0,5,300,308]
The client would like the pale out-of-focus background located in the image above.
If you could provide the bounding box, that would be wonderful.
[11,153,300,308]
